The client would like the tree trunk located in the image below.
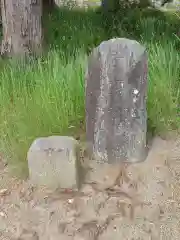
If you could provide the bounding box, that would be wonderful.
[44,0,55,7]
[1,0,42,57]
[43,0,55,11]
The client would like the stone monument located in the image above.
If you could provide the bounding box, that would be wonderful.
[86,38,148,165]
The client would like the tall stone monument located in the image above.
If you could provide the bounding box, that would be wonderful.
[86,38,148,165]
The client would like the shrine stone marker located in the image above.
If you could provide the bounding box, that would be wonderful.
[27,136,82,189]
[86,38,148,165]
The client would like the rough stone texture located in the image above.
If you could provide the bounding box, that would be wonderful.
[86,38,148,164]
[27,136,82,189]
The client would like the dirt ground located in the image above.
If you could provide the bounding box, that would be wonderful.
[0,136,180,240]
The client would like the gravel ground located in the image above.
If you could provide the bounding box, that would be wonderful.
[0,136,180,240]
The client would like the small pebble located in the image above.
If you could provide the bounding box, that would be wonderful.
[68,199,74,204]
[0,211,6,217]
[0,189,9,196]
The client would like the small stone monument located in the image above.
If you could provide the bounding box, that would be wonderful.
[86,38,148,165]
[27,136,82,189]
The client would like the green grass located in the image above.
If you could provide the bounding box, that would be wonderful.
[0,51,86,176]
[147,42,180,134]
[0,6,179,176]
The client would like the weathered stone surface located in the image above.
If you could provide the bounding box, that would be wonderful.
[86,38,148,164]
[27,136,82,189]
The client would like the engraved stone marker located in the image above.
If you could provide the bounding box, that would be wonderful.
[86,38,148,164]
[27,136,82,189]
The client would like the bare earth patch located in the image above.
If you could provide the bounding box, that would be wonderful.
[0,136,180,240]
